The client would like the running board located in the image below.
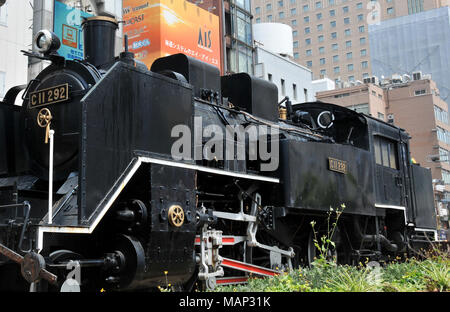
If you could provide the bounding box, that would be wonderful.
[221,257,280,277]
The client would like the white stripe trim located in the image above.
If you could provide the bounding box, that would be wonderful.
[36,156,279,251]
[375,204,405,210]
[138,156,280,183]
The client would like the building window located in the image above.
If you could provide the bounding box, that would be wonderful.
[291,8,297,15]
[304,16,310,23]
[307,61,312,68]
[442,170,450,184]
[415,89,426,96]
[346,40,352,48]
[435,106,449,124]
[320,69,326,76]
[281,79,286,96]
[359,25,365,33]
[333,55,339,62]
[439,147,449,163]
[360,37,366,45]
[279,12,285,18]
[357,14,364,21]
[268,73,273,81]
[256,17,261,23]
[0,4,7,26]
[318,35,324,42]
[292,19,297,26]
[317,24,323,31]
[363,73,369,78]
[330,21,336,28]
[306,49,312,56]
[346,52,352,59]
[387,7,394,14]
[293,41,299,48]
[319,46,325,54]
[343,6,349,13]
[294,52,300,59]
[361,61,368,68]
[347,64,354,71]
[331,32,337,39]
[437,127,450,145]
[304,88,308,101]
[266,3,272,10]
[316,1,322,8]
[320,58,326,65]
[305,27,311,34]
[255,7,261,14]
[329,0,335,5]
[334,66,340,73]
[293,30,298,37]
[332,43,338,51]
[373,136,398,169]
[316,13,323,20]
[303,5,309,12]
[0,71,5,98]
[267,15,273,22]
[345,29,351,36]
[408,0,424,14]
[290,0,296,3]
[356,2,363,9]
[360,49,367,56]
[305,38,311,45]
[344,17,351,25]
[293,84,298,100]
[278,0,284,7]
[378,112,385,120]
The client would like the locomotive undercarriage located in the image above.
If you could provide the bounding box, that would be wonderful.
[0,164,421,292]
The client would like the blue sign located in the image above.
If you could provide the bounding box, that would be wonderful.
[53,0,93,60]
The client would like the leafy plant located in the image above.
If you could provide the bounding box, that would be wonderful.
[310,204,345,267]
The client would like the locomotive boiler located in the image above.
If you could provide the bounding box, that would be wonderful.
[0,16,438,292]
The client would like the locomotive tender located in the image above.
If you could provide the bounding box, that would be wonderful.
[0,16,438,291]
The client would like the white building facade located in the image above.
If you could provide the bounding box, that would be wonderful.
[0,1,33,99]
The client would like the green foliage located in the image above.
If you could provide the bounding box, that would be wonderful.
[214,256,450,292]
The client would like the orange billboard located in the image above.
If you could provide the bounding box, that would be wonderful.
[123,0,221,70]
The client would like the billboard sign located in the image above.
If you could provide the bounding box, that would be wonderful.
[123,0,221,70]
[53,0,93,60]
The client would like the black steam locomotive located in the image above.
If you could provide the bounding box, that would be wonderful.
[0,16,438,291]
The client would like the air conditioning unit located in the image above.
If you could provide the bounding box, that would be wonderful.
[363,77,371,84]
[412,71,422,81]
[370,76,379,85]
[387,114,394,123]
[403,74,411,82]
[392,74,402,83]
[423,74,432,80]
[343,81,350,88]
[355,80,363,85]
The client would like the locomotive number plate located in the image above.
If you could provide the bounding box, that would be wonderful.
[28,83,69,109]
[328,157,347,174]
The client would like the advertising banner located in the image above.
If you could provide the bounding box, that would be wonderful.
[53,0,93,60]
[123,0,221,70]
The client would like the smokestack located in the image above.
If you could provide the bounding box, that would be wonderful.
[82,16,118,69]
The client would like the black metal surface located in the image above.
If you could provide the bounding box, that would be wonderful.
[21,60,100,181]
[82,18,118,69]
[151,53,221,100]
[411,165,436,229]
[79,61,193,224]
[221,73,278,122]
[280,138,375,215]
